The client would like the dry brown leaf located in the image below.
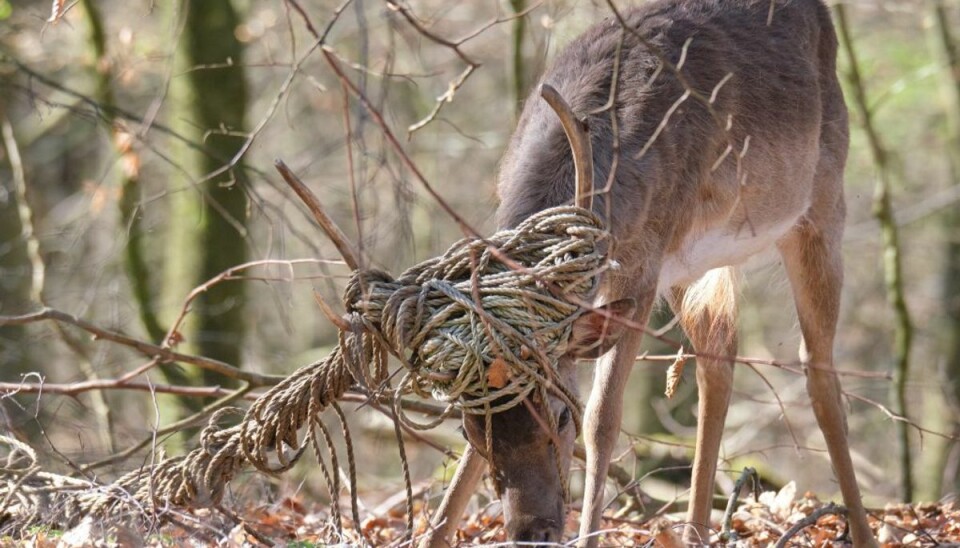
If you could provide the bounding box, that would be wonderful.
[651,518,684,548]
[122,152,141,179]
[47,0,66,23]
[487,357,511,389]
[664,346,686,399]
[362,517,388,532]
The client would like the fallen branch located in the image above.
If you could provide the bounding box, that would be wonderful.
[720,467,759,543]
[774,502,847,548]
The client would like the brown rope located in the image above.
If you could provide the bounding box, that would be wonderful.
[0,206,609,536]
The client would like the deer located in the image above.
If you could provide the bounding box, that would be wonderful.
[422,0,878,546]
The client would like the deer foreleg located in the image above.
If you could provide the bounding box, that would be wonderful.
[667,273,738,546]
[578,285,657,548]
[420,445,485,548]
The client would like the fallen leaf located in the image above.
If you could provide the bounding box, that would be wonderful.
[487,358,511,389]
[47,0,65,22]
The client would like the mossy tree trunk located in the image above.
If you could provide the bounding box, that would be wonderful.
[166,0,249,390]
[836,5,915,502]
[79,0,193,396]
[0,101,39,436]
[508,0,529,120]
[926,0,960,498]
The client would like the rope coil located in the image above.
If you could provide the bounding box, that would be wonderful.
[0,205,610,532]
[350,206,608,414]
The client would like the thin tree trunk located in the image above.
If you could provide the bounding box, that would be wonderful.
[0,108,41,437]
[79,0,193,395]
[166,0,249,388]
[508,0,528,119]
[931,0,960,496]
[835,4,915,502]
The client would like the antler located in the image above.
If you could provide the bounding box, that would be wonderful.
[540,83,594,210]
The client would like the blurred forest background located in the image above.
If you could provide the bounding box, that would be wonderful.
[1,0,959,534]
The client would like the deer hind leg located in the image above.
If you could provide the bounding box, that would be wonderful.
[666,267,738,545]
[777,209,877,547]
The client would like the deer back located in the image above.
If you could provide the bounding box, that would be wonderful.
[496,0,843,287]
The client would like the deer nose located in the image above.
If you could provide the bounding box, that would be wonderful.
[511,516,560,546]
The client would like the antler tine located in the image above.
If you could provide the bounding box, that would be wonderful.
[540,83,594,210]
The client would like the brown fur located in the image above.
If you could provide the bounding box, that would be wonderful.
[423,1,877,546]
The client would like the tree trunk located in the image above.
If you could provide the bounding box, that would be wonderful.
[0,105,40,437]
[836,5,915,502]
[165,0,249,387]
[927,0,960,497]
[79,0,193,393]
[508,0,529,120]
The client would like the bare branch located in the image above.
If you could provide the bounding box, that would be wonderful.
[274,160,361,271]
[774,503,846,548]
[386,0,543,135]
[0,308,283,387]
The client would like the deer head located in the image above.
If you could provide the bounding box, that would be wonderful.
[460,298,635,542]
[459,85,635,543]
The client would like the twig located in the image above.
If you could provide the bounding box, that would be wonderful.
[844,392,956,441]
[163,259,341,359]
[318,45,483,238]
[905,504,940,545]
[573,443,656,513]
[720,467,758,544]
[81,383,253,472]
[774,502,846,548]
[313,289,352,331]
[635,352,891,380]
[0,54,217,164]
[386,0,543,135]
[744,364,801,455]
[340,80,364,270]
[0,117,43,303]
[0,379,245,399]
[599,0,761,240]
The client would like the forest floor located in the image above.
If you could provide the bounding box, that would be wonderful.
[9,483,960,547]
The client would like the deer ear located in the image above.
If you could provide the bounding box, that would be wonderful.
[567,298,637,359]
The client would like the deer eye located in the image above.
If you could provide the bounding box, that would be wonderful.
[558,407,572,429]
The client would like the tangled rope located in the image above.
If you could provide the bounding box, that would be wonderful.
[0,206,610,535]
